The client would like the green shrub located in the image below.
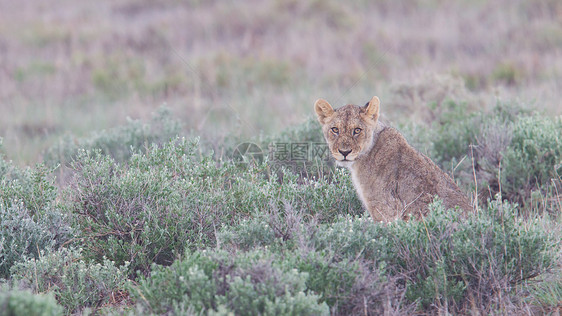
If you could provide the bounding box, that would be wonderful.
[43,106,181,167]
[0,163,57,217]
[222,195,558,314]
[0,141,72,278]
[0,203,72,279]
[286,250,412,315]
[259,168,363,223]
[130,250,329,315]
[411,102,562,210]
[10,247,127,314]
[311,200,557,313]
[501,115,562,203]
[426,100,479,165]
[218,166,364,250]
[67,136,362,276]
[308,215,391,265]
[469,111,562,208]
[217,207,410,314]
[0,288,63,316]
[218,214,413,314]
[0,139,8,177]
[218,217,278,251]
[420,102,522,169]
[66,138,227,276]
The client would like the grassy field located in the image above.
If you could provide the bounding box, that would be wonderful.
[0,0,561,315]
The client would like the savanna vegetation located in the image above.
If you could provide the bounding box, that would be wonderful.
[0,0,560,315]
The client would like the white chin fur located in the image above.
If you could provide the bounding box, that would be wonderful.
[336,160,355,168]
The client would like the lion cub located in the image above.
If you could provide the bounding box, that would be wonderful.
[315,96,471,221]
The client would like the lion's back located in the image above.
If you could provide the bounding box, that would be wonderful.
[353,127,472,220]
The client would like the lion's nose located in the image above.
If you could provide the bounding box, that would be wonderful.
[338,149,352,158]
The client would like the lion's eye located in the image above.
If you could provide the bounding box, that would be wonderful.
[331,127,339,134]
[353,128,362,135]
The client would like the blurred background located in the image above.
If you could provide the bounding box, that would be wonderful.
[1,0,561,165]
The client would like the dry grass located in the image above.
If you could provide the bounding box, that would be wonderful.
[0,0,561,163]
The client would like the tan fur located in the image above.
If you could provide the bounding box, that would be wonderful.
[314,96,472,221]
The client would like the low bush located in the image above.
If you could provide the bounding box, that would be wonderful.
[218,198,559,314]
[0,140,72,279]
[425,100,479,165]
[218,217,278,251]
[418,101,520,171]
[0,203,71,279]
[0,156,57,216]
[66,137,362,277]
[0,287,63,316]
[10,247,128,314]
[501,115,562,204]
[256,168,363,223]
[130,249,329,315]
[412,102,561,211]
[317,200,557,313]
[66,138,225,276]
[287,250,412,315]
[217,212,412,314]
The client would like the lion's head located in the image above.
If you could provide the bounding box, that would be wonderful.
[314,96,381,166]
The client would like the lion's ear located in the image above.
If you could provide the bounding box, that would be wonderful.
[314,99,335,125]
[362,96,380,122]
